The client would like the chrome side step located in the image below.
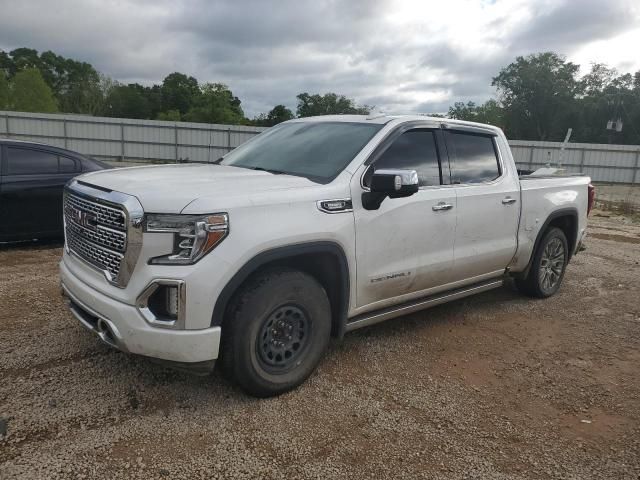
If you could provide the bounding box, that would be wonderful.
[345,278,505,332]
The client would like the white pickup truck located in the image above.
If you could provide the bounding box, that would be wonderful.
[60,115,594,396]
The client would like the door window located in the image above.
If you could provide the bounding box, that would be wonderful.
[447,132,501,184]
[6,147,59,175]
[369,129,442,187]
[59,156,79,173]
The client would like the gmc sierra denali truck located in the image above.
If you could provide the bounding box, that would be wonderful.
[60,115,594,397]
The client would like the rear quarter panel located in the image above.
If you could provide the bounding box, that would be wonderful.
[509,176,590,272]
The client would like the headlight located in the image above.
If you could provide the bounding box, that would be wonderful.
[145,213,229,265]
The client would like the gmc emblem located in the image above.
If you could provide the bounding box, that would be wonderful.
[71,207,98,230]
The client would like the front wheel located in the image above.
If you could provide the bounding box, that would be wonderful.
[516,227,569,298]
[221,267,331,397]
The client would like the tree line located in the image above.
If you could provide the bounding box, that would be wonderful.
[0,48,368,127]
[448,52,640,144]
[1,48,639,144]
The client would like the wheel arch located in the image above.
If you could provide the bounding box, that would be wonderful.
[211,241,351,338]
[518,208,578,279]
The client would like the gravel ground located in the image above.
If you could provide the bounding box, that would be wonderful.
[1,212,639,479]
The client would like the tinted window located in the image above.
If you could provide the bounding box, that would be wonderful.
[6,148,59,175]
[448,132,500,183]
[59,156,78,173]
[372,130,441,186]
[220,122,383,183]
[81,156,109,171]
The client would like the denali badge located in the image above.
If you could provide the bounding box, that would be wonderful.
[370,270,412,283]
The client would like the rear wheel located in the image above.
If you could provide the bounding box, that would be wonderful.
[516,227,568,298]
[221,267,331,397]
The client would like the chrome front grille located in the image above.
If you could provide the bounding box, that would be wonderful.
[65,212,126,252]
[66,227,124,280]
[63,182,143,288]
[65,192,126,230]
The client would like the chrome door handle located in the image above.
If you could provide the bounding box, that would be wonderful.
[502,197,517,205]
[432,202,453,211]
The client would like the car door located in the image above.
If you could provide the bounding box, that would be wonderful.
[444,128,520,283]
[351,126,457,312]
[0,146,75,240]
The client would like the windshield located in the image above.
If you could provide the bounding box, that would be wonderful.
[220,121,383,183]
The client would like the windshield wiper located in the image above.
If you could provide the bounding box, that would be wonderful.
[245,166,287,175]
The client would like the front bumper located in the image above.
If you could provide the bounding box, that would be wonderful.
[60,259,221,372]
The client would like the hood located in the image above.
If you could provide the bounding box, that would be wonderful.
[79,163,318,213]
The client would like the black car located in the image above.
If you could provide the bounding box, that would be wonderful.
[0,139,110,243]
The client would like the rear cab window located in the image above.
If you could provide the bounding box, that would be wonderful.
[446,131,501,184]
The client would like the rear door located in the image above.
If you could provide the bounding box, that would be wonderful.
[0,146,79,240]
[445,129,519,283]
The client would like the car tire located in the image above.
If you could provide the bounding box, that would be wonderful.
[221,267,331,397]
[516,227,569,298]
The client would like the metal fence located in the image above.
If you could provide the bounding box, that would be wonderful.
[2,111,639,183]
[0,111,266,164]
[510,140,640,184]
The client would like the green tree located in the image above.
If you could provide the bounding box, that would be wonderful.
[10,68,58,112]
[103,83,152,118]
[448,100,504,127]
[296,92,370,117]
[161,72,200,115]
[2,48,106,115]
[156,109,182,121]
[0,50,13,77]
[492,52,580,140]
[253,104,294,126]
[38,50,103,113]
[184,83,245,124]
[8,48,40,75]
[0,71,9,109]
[580,63,617,96]
[574,64,640,144]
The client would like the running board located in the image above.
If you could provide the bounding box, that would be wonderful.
[345,278,505,332]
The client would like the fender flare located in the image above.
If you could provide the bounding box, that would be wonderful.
[211,241,351,337]
[519,207,579,278]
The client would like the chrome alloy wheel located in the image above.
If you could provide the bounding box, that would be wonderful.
[539,237,565,291]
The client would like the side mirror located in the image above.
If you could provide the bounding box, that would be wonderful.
[362,169,419,210]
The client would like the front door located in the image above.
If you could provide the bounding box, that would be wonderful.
[352,127,457,313]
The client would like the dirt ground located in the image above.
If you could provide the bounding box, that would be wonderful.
[1,212,639,479]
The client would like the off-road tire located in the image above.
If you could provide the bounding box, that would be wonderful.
[221,267,331,397]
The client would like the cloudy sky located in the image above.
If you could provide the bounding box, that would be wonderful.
[1,0,639,116]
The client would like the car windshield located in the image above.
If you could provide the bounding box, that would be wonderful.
[220,121,383,183]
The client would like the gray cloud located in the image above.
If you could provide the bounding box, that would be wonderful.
[509,0,637,53]
[0,0,639,116]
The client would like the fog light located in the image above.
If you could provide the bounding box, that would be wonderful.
[137,280,185,329]
[166,286,179,317]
